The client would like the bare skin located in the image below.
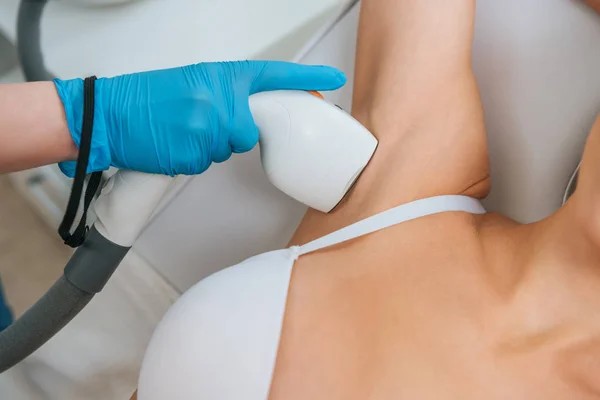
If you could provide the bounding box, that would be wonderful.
[0,82,78,173]
[265,1,600,399]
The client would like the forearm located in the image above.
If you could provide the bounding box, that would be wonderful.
[0,82,77,173]
[351,0,477,127]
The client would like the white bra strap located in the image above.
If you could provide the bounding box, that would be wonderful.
[297,195,486,256]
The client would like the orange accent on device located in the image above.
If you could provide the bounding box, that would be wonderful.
[307,90,324,100]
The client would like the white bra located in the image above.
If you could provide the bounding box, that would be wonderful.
[137,195,486,400]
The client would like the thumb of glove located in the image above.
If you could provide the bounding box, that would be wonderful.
[229,93,261,154]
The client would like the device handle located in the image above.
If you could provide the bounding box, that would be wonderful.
[93,171,175,247]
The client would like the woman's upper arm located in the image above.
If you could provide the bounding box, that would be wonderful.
[289,0,489,245]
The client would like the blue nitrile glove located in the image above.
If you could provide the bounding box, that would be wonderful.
[53,61,346,177]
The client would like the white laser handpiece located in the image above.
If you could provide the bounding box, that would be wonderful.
[250,90,377,213]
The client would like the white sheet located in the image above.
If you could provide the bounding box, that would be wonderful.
[298,0,600,223]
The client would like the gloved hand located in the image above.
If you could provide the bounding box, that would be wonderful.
[54,61,346,176]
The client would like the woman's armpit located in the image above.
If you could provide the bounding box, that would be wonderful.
[287,111,491,247]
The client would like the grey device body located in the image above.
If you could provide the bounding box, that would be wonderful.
[0,0,128,373]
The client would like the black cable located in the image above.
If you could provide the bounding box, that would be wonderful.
[58,76,103,248]
[18,1,103,247]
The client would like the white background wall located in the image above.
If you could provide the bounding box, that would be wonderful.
[0,0,344,76]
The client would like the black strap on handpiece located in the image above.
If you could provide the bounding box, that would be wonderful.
[58,76,104,248]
